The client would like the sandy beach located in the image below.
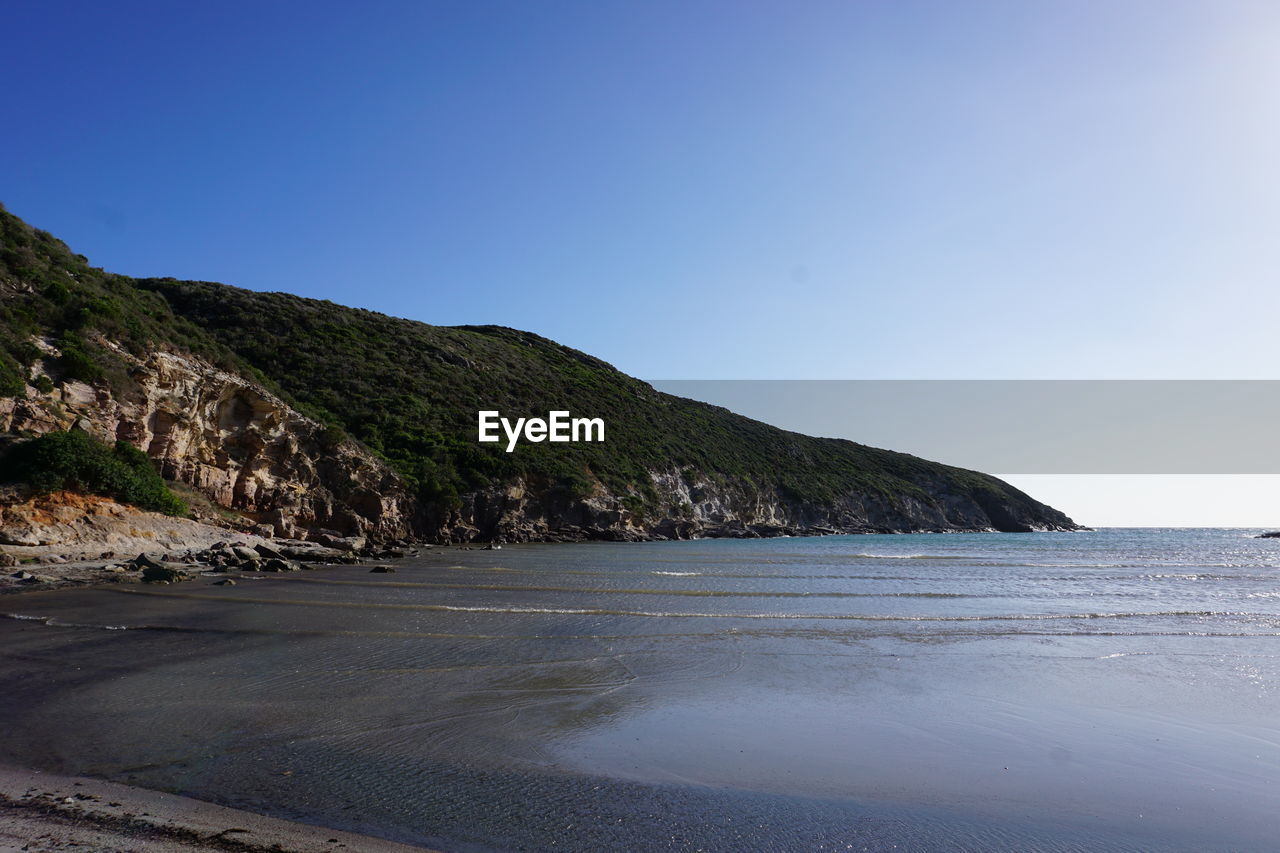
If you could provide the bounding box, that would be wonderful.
[0,506,439,851]
[0,764,435,852]
[7,531,1280,850]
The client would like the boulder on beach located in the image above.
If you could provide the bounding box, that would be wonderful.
[254,543,286,560]
[130,553,166,571]
[322,535,366,553]
[141,565,187,584]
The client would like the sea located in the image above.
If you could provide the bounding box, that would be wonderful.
[2,528,1279,851]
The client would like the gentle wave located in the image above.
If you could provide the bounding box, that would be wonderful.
[839,553,976,560]
[97,591,1265,623]
[8,610,1279,643]
[414,606,1261,622]
[285,575,1280,593]
[446,566,1280,581]
[3,611,158,631]
[0,611,736,641]
[288,578,977,599]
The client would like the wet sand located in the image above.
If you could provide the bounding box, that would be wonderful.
[2,531,1279,851]
[0,764,434,852]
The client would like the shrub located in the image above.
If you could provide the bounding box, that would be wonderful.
[7,340,41,366]
[55,334,102,383]
[317,423,347,450]
[0,354,25,396]
[44,280,70,305]
[0,430,187,516]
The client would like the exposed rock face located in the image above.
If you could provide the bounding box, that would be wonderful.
[1,339,417,540]
[0,206,1081,547]
[1,339,1076,546]
[0,491,271,559]
[437,466,1078,543]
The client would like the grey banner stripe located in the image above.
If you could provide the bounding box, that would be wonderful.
[648,380,1280,475]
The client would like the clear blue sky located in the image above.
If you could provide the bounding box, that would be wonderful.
[4,0,1278,381]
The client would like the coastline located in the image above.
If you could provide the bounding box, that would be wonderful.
[0,490,424,595]
[1,531,1275,850]
[0,763,436,852]
[1,547,372,596]
[0,487,1081,596]
[1,543,442,850]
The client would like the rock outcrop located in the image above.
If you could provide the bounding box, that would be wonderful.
[0,336,1078,545]
[0,204,1084,547]
[1,338,417,540]
[0,491,272,559]
[437,466,1078,544]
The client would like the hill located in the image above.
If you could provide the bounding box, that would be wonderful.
[0,204,1078,541]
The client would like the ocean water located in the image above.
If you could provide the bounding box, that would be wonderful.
[2,529,1280,851]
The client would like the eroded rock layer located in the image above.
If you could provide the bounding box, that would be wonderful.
[2,340,415,540]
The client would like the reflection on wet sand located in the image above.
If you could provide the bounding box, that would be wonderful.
[1,530,1279,851]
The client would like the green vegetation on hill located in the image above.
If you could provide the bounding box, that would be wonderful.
[136,278,1022,515]
[0,203,1059,524]
[0,204,280,399]
[0,429,187,516]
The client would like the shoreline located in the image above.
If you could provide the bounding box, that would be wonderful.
[0,540,446,850]
[0,542,449,851]
[1,546,377,596]
[0,523,1088,596]
[1,531,1273,851]
[0,763,436,852]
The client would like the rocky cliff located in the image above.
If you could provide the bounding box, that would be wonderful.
[0,204,1080,543]
[2,336,1076,543]
[1,336,416,541]
[446,465,1076,543]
